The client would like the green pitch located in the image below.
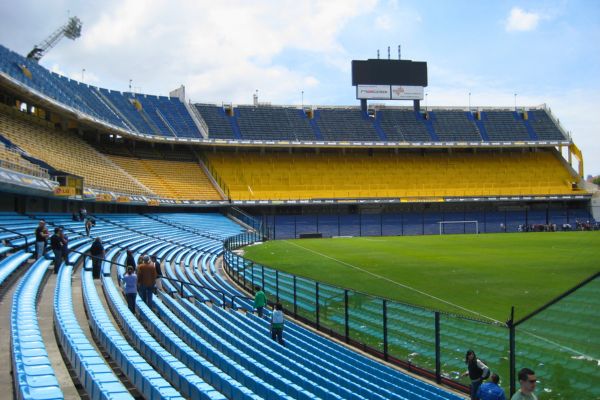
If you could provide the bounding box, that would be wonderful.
[243,231,600,321]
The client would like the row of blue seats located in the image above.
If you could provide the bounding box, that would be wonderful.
[11,257,63,400]
[0,250,31,289]
[53,241,134,400]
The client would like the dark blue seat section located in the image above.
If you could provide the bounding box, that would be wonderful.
[194,104,236,139]
[0,250,31,288]
[235,105,316,141]
[430,110,482,142]
[11,258,64,400]
[378,109,432,141]
[481,111,530,141]
[265,209,596,239]
[53,242,133,400]
[0,44,199,138]
[136,95,200,138]
[98,247,227,400]
[316,108,380,142]
[527,110,566,141]
[81,259,185,400]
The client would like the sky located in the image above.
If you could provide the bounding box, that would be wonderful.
[1,0,599,175]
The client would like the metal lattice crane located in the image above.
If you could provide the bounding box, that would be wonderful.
[26,16,82,62]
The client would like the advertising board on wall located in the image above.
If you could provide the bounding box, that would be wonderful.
[357,84,424,100]
[356,85,391,99]
[391,85,424,100]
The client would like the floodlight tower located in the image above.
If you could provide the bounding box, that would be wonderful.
[26,16,82,62]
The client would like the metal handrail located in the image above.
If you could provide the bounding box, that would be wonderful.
[0,226,30,248]
[67,246,247,309]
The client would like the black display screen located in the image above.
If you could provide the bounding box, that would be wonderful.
[352,59,428,86]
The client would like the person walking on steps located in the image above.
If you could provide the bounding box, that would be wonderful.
[123,266,138,314]
[254,286,267,318]
[270,303,285,346]
[50,227,64,274]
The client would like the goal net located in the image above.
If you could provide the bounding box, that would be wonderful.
[437,220,479,235]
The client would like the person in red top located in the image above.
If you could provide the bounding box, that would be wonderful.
[137,255,157,308]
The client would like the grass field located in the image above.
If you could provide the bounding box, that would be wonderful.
[243,231,600,322]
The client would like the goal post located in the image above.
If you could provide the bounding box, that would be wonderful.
[438,220,479,235]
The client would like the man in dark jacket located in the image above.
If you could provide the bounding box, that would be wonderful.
[90,237,105,279]
[137,255,157,307]
[50,227,63,274]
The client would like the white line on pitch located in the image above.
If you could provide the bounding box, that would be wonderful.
[519,329,599,364]
[285,240,596,360]
[284,239,501,323]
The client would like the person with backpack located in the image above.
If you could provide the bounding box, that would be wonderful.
[270,303,285,346]
[123,266,138,314]
[462,349,490,400]
[50,227,64,274]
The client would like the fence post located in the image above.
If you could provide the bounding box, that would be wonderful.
[180,281,184,297]
[383,299,388,361]
[509,306,516,397]
[242,259,247,288]
[251,262,255,288]
[261,265,265,289]
[344,290,349,343]
[275,270,279,303]
[316,282,320,329]
[435,311,441,384]
[293,275,297,318]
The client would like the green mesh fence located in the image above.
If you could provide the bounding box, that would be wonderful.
[387,302,436,370]
[318,283,346,335]
[515,275,600,399]
[224,233,599,397]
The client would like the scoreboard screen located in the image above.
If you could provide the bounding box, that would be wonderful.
[351,59,428,86]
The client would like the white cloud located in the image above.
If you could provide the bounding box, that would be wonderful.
[505,7,541,32]
[375,15,392,31]
[66,0,378,103]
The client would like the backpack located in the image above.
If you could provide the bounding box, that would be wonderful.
[481,368,491,380]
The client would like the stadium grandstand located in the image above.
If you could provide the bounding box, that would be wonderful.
[0,33,599,400]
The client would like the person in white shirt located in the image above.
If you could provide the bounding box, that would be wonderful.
[270,303,285,346]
